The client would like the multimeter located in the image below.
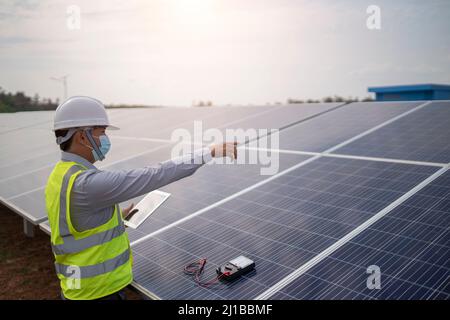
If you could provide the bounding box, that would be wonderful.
[216,256,255,281]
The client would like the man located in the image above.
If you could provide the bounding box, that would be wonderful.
[45,96,237,300]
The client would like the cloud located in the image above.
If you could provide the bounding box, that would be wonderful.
[0,0,41,20]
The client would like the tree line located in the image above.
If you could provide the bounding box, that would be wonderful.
[0,87,59,113]
[0,87,375,113]
[287,95,374,104]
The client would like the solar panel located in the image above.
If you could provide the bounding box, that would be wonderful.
[107,106,231,140]
[0,108,145,169]
[0,127,56,166]
[332,102,450,164]
[214,103,343,135]
[1,100,449,301]
[268,170,450,300]
[130,157,439,299]
[0,110,53,134]
[275,102,424,152]
[112,103,342,142]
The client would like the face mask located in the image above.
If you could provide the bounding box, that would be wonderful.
[94,134,111,161]
[82,133,111,161]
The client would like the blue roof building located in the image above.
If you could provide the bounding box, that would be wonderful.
[368,84,450,101]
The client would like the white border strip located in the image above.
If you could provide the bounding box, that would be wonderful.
[241,146,319,157]
[322,152,446,168]
[241,146,447,168]
[254,164,449,300]
[39,221,51,235]
[130,281,162,300]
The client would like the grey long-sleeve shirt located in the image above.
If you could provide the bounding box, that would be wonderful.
[61,148,213,232]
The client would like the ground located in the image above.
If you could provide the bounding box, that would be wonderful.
[0,203,142,300]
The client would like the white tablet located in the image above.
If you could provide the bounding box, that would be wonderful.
[124,190,171,229]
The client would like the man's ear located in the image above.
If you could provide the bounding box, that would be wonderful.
[73,130,85,145]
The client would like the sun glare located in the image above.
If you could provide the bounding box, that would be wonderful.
[168,0,215,25]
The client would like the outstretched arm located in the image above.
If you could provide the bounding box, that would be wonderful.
[74,142,237,210]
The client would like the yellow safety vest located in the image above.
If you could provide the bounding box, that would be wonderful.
[45,160,133,300]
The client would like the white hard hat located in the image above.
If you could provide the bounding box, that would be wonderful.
[53,96,119,131]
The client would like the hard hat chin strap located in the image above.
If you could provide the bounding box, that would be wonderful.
[83,128,105,161]
[56,127,105,161]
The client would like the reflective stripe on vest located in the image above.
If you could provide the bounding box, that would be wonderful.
[52,164,125,256]
[55,249,130,278]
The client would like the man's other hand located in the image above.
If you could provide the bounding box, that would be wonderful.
[121,203,135,219]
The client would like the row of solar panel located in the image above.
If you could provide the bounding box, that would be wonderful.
[2,100,448,300]
[0,103,341,224]
[3,100,445,227]
[125,101,449,299]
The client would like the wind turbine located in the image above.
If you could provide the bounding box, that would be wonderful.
[50,74,69,101]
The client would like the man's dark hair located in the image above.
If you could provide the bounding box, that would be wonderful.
[55,129,74,151]
[55,126,104,151]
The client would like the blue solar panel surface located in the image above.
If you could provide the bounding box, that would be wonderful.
[269,170,450,300]
[276,102,423,152]
[333,102,450,163]
[131,157,439,299]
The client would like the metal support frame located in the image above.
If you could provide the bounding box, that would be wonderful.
[23,218,35,238]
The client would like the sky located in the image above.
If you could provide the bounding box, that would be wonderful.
[1,0,449,106]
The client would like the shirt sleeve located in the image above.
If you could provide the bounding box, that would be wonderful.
[72,147,213,210]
